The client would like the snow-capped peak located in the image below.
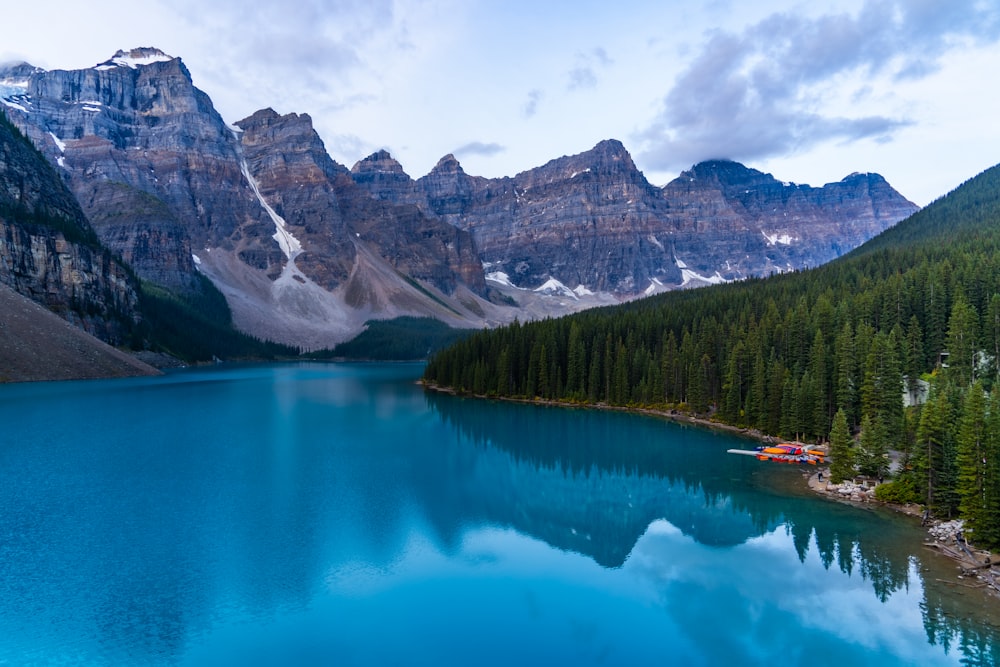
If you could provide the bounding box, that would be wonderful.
[95,48,174,71]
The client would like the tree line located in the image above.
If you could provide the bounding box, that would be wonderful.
[424,163,1000,549]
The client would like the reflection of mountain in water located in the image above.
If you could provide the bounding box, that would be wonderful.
[423,393,915,597]
[424,391,1000,661]
[422,395,768,565]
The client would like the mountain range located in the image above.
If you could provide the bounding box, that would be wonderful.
[0,47,918,360]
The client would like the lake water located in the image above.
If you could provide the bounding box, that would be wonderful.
[0,363,998,666]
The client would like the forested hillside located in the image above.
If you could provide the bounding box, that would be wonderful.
[424,163,1000,549]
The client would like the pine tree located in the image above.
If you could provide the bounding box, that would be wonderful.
[496,348,511,395]
[980,387,1000,548]
[914,388,956,514]
[956,381,988,537]
[829,408,854,483]
[566,322,585,399]
[809,329,830,439]
[857,414,888,478]
[945,294,979,386]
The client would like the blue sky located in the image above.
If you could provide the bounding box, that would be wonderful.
[3,0,1000,205]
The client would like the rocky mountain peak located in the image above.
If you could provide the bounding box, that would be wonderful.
[679,160,776,189]
[538,139,640,184]
[839,171,889,187]
[351,149,408,176]
[431,153,464,175]
[0,62,42,81]
[234,109,333,168]
[349,149,415,204]
[96,47,175,70]
[590,138,631,161]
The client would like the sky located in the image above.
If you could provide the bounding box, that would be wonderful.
[3,0,1000,207]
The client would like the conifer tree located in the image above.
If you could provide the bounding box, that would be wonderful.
[857,414,888,478]
[914,388,956,514]
[945,295,979,386]
[980,387,1000,547]
[956,381,988,536]
[810,329,830,438]
[566,322,585,399]
[829,408,854,483]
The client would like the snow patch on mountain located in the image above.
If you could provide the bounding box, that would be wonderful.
[48,132,65,152]
[1,99,27,112]
[235,147,301,261]
[486,271,517,288]
[680,267,727,287]
[643,277,669,297]
[95,48,174,71]
[534,277,578,299]
[762,230,795,246]
[0,79,28,100]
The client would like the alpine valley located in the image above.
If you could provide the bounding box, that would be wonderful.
[0,48,918,368]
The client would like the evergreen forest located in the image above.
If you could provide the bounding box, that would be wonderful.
[423,162,1000,550]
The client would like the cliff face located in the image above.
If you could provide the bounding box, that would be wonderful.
[2,51,495,349]
[660,161,920,280]
[354,145,919,295]
[1,48,919,350]
[0,113,140,343]
[1,48,276,293]
[235,109,484,299]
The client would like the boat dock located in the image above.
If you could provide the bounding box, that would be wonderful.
[727,448,825,465]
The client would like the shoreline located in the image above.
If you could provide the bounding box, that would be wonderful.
[803,467,1000,598]
[423,382,1000,600]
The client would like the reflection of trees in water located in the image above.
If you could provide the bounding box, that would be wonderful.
[427,392,997,652]
[921,587,1000,665]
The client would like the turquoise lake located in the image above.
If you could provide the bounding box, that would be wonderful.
[0,362,998,665]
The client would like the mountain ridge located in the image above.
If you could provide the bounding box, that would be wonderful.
[1,48,919,353]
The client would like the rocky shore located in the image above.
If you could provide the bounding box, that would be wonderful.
[806,468,1000,598]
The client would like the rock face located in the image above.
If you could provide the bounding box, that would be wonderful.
[660,160,919,281]
[237,109,484,298]
[353,144,919,296]
[0,112,140,343]
[1,48,278,293]
[2,47,919,350]
[2,50,495,349]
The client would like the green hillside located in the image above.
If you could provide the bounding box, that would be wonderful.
[423,163,1000,548]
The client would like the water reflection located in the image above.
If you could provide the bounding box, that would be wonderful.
[0,364,997,665]
[425,391,1000,662]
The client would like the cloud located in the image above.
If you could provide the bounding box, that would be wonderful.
[637,0,1000,171]
[161,0,405,117]
[567,66,597,90]
[452,141,505,158]
[567,47,613,91]
[523,89,543,118]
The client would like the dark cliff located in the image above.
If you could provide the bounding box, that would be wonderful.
[0,111,140,343]
[661,160,919,279]
[236,108,486,298]
[1,48,278,292]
